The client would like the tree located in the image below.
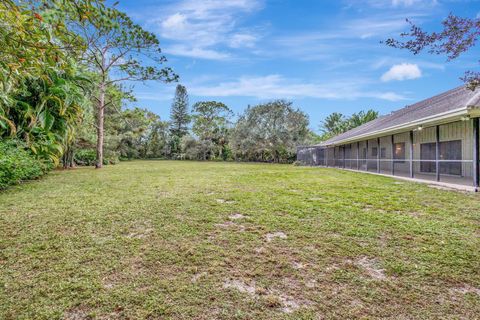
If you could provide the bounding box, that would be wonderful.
[0,0,91,147]
[347,109,379,130]
[180,135,200,160]
[11,70,89,165]
[319,109,378,140]
[230,100,309,163]
[385,14,480,90]
[115,108,157,160]
[145,119,170,159]
[192,101,232,160]
[320,112,346,137]
[72,4,178,168]
[169,84,190,156]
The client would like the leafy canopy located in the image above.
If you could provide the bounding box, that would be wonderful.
[230,100,309,163]
[320,109,379,140]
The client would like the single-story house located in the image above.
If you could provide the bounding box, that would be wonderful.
[297,86,480,191]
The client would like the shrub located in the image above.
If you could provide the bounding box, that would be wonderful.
[104,150,120,165]
[74,149,119,166]
[0,140,52,190]
[75,149,121,166]
[74,149,96,166]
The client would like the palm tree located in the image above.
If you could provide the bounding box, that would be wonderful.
[320,112,346,135]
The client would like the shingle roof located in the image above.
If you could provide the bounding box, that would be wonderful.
[319,86,480,146]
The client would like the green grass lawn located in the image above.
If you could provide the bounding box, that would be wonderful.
[1,161,479,319]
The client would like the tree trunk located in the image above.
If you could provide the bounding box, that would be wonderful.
[69,148,75,168]
[62,149,68,169]
[96,81,106,169]
[62,146,75,169]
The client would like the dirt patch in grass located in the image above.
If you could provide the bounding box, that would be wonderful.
[254,246,266,254]
[223,279,256,295]
[228,213,245,220]
[449,284,480,296]
[191,272,208,283]
[102,273,119,290]
[291,261,305,269]
[355,256,387,280]
[266,231,287,242]
[278,295,302,313]
[223,278,307,314]
[216,198,235,204]
[64,307,91,320]
[214,221,245,232]
[125,220,154,239]
[157,191,171,198]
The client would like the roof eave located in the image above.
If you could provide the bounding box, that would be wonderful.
[319,106,475,147]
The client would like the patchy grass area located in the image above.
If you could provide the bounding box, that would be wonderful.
[1,161,479,319]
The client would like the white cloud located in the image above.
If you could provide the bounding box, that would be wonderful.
[150,0,263,60]
[381,63,422,82]
[391,0,437,7]
[275,16,411,43]
[229,33,258,48]
[268,13,427,61]
[346,16,412,39]
[162,13,188,30]
[351,0,438,8]
[189,74,407,101]
[165,45,231,60]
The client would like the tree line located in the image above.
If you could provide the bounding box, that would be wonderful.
[113,84,315,163]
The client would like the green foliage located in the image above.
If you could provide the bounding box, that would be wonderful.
[348,109,379,128]
[72,3,178,84]
[320,112,347,136]
[230,100,309,163]
[191,101,232,160]
[114,107,157,159]
[74,149,96,166]
[103,149,120,165]
[144,119,170,159]
[0,0,95,135]
[304,130,324,145]
[180,135,200,160]
[9,70,89,164]
[320,109,379,139]
[0,1,95,170]
[0,139,51,189]
[71,1,178,167]
[170,85,190,147]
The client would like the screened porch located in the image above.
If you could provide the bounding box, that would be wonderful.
[297,119,480,188]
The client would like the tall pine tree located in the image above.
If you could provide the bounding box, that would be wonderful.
[169,85,190,156]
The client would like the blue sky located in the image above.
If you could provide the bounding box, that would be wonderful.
[117,0,480,133]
